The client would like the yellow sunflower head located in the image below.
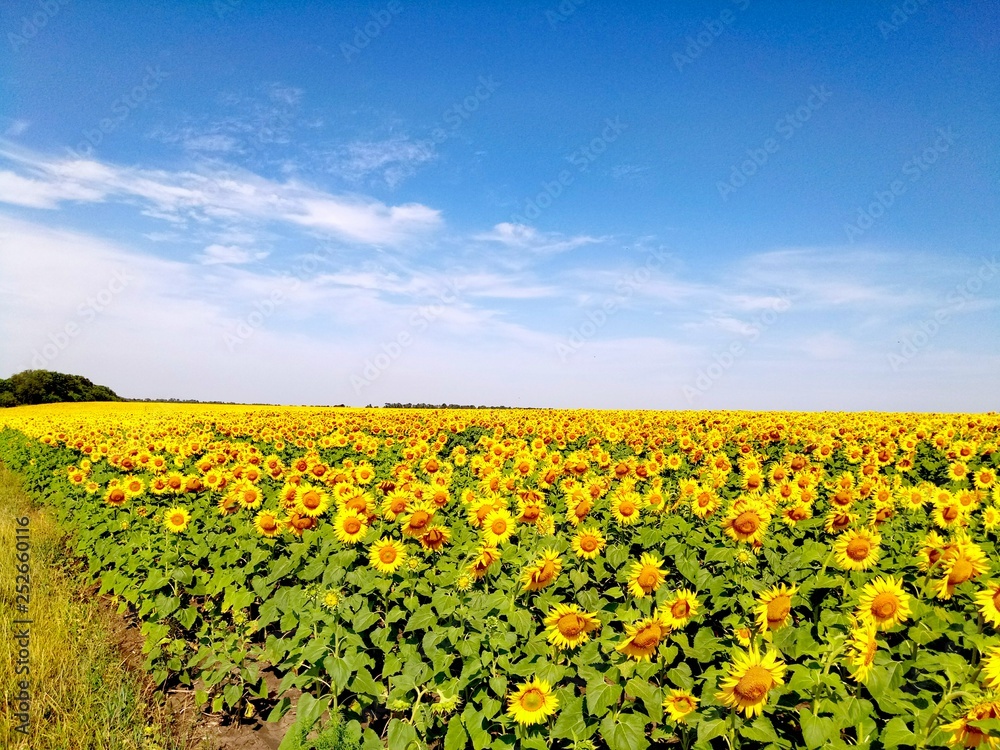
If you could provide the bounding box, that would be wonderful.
[520,549,562,592]
[253,510,283,538]
[368,538,407,575]
[627,553,667,599]
[856,576,911,631]
[833,528,882,571]
[482,508,517,546]
[663,689,699,723]
[715,646,786,718]
[755,583,796,632]
[543,603,601,650]
[164,506,191,533]
[660,589,700,629]
[506,678,559,726]
[571,527,606,559]
[334,509,369,545]
[616,613,670,661]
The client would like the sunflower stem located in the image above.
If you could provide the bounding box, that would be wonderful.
[919,689,976,746]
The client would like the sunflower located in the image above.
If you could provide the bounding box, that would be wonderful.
[833,528,882,571]
[381,490,411,521]
[975,582,1000,629]
[543,603,601,650]
[399,502,436,537]
[565,495,593,526]
[627,553,667,599]
[470,543,501,579]
[611,491,642,526]
[723,502,769,545]
[936,540,989,600]
[690,487,720,519]
[845,617,878,683]
[983,646,1000,691]
[934,499,970,530]
[333,510,369,545]
[286,511,318,536]
[755,583,796,632]
[942,696,1000,749]
[823,508,858,535]
[616,614,670,661]
[217,494,241,516]
[164,506,191,533]
[520,550,562,592]
[661,589,700,629]
[418,524,451,552]
[571,526,606,559]
[103,485,128,508]
[662,689,699,723]
[715,646,786,718]
[984,505,1000,532]
[122,476,144,498]
[468,497,504,528]
[506,678,559,726]
[856,576,911,631]
[295,483,330,517]
[254,510,283,538]
[733,625,754,647]
[975,468,998,490]
[780,501,812,526]
[482,508,517,546]
[368,538,407,575]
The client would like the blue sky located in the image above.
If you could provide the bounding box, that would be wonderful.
[0,0,997,409]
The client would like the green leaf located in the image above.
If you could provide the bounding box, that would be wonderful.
[586,679,623,717]
[444,718,468,750]
[697,718,727,745]
[551,695,587,740]
[881,716,916,749]
[176,606,198,630]
[387,718,418,750]
[742,716,781,744]
[600,711,649,750]
[407,604,437,632]
[800,709,838,750]
[624,677,660,719]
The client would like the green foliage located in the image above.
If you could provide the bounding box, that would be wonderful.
[0,369,121,407]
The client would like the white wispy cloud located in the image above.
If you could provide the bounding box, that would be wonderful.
[196,244,269,265]
[333,136,437,188]
[0,143,442,245]
[474,222,603,254]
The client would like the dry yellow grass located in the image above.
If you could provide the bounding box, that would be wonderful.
[0,462,190,750]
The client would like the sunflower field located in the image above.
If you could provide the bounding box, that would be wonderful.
[2,404,1000,749]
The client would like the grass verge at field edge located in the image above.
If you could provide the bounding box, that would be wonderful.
[0,461,196,750]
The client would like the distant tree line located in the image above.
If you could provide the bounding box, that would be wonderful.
[0,370,121,408]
